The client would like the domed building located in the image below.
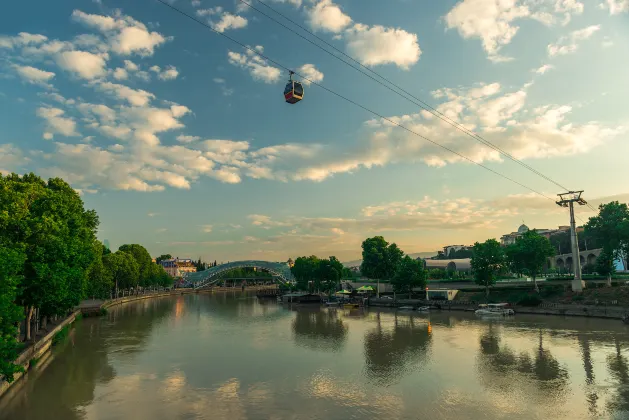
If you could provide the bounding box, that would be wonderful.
[517,224,529,234]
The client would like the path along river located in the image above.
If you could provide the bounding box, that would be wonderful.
[1,292,628,420]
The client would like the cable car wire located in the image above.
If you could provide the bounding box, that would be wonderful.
[235,0,574,194]
[155,0,566,204]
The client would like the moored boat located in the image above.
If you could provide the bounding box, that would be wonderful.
[475,303,515,316]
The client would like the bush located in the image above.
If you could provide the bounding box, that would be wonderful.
[518,295,542,307]
[572,295,585,302]
[52,325,70,346]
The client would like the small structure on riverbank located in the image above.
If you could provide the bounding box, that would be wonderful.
[425,288,459,301]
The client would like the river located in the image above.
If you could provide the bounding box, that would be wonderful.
[1,292,628,419]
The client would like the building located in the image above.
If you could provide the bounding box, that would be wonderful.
[418,258,472,273]
[442,245,471,256]
[499,224,579,246]
[158,257,197,278]
[287,258,294,268]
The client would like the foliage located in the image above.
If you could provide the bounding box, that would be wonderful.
[548,229,601,254]
[595,249,616,278]
[85,239,114,299]
[52,324,70,346]
[585,201,629,279]
[291,255,343,293]
[103,251,139,293]
[155,254,172,264]
[291,256,320,291]
[118,244,152,287]
[506,230,555,291]
[391,256,427,294]
[360,236,404,281]
[471,239,506,297]
[0,173,98,341]
[0,246,26,382]
[517,295,542,307]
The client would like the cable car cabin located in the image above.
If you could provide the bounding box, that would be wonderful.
[284,80,304,104]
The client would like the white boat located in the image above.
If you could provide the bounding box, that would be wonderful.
[475,303,515,316]
[417,306,430,312]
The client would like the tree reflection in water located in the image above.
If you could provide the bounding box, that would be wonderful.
[291,308,348,352]
[363,314,432,386]
[606,339,629,417]
[476,324,569,404]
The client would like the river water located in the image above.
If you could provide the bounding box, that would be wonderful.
[1,292,629,420]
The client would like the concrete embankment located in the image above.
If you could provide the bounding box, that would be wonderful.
[367,298,629,320]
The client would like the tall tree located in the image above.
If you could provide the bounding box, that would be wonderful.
[0,246,25,382]
[391,255,426,295]
[103,251,139,296]
[0,173,98,340]
[360,236,404,281]
[506,230,555,292]
[291,256,320,291]
[585,201,629,285]
[595,249,616,280]
[118,244,152,288]
[471,239,506,297]
[316,258,342,294]
[85,239,113,299]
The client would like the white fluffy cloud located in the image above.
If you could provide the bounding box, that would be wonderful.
[444,0,585,60]
[71,9,168,56]
[13,64,55,87]
[36,107,79,138]
[93,81,155,106]
[601,0,629,14]
[0,32,48,49]
[0,144,25,175]
[533,64,554,74]
[547,25,601,56]
[212,12,248,33]
[297,64,324,85]
[345,24,421,69]
[227,46,281,83]
[55,50,108,79]
[307,0,352,33]
[149,65,180,80]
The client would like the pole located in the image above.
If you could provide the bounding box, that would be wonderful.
[377,279,380,298]
[568,201,584,291]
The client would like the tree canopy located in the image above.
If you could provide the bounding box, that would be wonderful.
[118,244,152,287]
[291,255,343,293]
[360,236,404,281]
[585,201,629,282]
[0,246,25,382]
[471,239,506,297]
[506,230,555,291]
[391,255,426,294]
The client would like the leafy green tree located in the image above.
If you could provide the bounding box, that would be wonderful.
[155,254,172,264]
[0,173,98,340]
[103,251,139,296]
[585,202,629,285]
[506,230,555,291]
[391,255,426,295]
[316,258,342,294]
[595,249,616,279]
[471,239,506,297]
[360,236,404,281]
[85,239,113,299]
[118,244,152,288]
[291,256,320,291]
[0,246,25,382]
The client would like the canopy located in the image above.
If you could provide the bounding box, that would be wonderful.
[336,290,352,295]
[357,285,375,291]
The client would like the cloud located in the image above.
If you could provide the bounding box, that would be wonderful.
[547,25,601,56]
[55,50,108,80]
[36,107,79,138]
[601,36,614,47]
[307,0,352,33]
[601,0,629,14]
[0,32,48,49]
[113,67,128,80]
[149,65,179,80]
[0,144,25,175]
[191,0,201,6]
[71,9,169,56]
[227,46,281,83]
[211,12,248,33]
[12,64,55,87]
[200,224,213,233]
[93,81,155,106]
[533,64,554,74]
[297,64,324,85]
[148,212,158,217]
[344,24,421,69]
[177,135,200,143]
[444,0,585,60]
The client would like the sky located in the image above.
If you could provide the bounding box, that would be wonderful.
[1,0,628,263]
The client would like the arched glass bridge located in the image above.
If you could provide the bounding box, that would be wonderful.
[182,260,296,289]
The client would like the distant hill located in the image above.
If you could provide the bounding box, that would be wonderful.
[343,251,438,268]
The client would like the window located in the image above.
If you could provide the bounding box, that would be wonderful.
[293,83,303,96]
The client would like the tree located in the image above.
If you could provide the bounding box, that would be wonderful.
[85,239,113,299]
[595,249,616,279]
[0,173,98,340]
[291,256,320,291]
[316,258,342,294]
[391,255,426,295]
[118,244,152,288]
[471,239,506,297]
[0,246,25,382]
[585,202,629,286]
[103,251,139,296]
[155,254,172,264]
[360,236,404,281]
[506,230,555,292]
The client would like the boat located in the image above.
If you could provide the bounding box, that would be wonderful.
[417,306,430,312]
[622,314,629,324]
[398,306,414,311]
[324,300,341,307]
[475,303,515,316]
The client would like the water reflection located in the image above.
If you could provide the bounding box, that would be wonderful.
[363,314,432,386]
[291,308,348,352]
[606,340,629,417]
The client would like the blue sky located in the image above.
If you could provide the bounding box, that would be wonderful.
[1,0,628,262]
